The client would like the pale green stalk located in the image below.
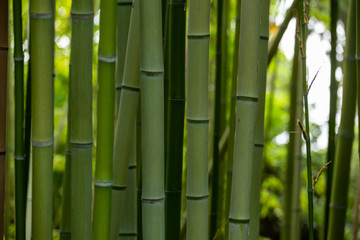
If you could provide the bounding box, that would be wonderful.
[118,125,137,240]
[186,0,210,238]
[114,0,132,111]
[249,0,269,239]
[111,2,140,238]
[327,0,356,238]
[228,0,261,238]
[139,0,165,238]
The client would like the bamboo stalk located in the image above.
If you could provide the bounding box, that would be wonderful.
[281,30,303,240]
[111,2,140,238]
[327,0,356,239]
[225,0,241,237]
[267,0,298,66]
[118,125,137,240]
[13,0,26,236]
[164,0,186,236]
[249,0,269,239]
[69,0,94,236]
[139,0,165,237]
[299,0,314,239]
[324,0,338,238]
[30,0,54,236]
[60,97,71,240]
[114,0,132,112]
[228,0,261,238]
[92,0,117,236]
[136,106,142,240]
[210,0,225,235]
[0,0,8,236]
[186,0,210,238]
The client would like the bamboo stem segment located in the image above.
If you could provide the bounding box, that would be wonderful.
[30,0,54,237]
[186,0,210,238]
[327,0,356,238]
[0,0,8,236]
[164,0,186,237]
[92,0,117,236]
[111,2,140,238]
[139,0,165,238]
[69,0,94,237]
[228,0,261,238]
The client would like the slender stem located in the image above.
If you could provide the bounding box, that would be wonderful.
[299,0,314,239]
[0,0,8,235]
[249,0,269,239]
[139,0,165,237]
[13,0,26,237]
[92,0,117,235]
[327,1,357,239]
[282,30,303,240]
[164,0,186,237]
[111,2,140,238]
[228,0,261,238]
[30,0,55,236]
[324,0,338,238]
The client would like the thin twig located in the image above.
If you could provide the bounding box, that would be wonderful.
[313,161,332,188]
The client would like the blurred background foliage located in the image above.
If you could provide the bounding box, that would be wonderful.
[4,0,359,239]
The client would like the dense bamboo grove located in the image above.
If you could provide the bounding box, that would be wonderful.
[2,0,360,239]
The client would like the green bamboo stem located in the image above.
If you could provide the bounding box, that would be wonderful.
[25,155,32,240]
[30,0,54,236]
[186,0,210,238]
[281,31,303,240]
[136,106,142,240]
[4,49,13,240]
[267,0,298,66]
[228,0,261,238]
[164,0,186,237]
[115,0,132,112]
[13,0,26,236]
[60,98,71,240]
[225,0,241,236]
[324,0,338,238]
[118,125,137,240]
[356,0,360,181]
[249,0,269,239]
[210,0,225,235]
[139,0,165,237]
[327,0,356,238]
[24,57,31,210]
[111,2,140,238]
[299,0,314,239]
[92,0,117,236]
[69,0,94,236]
[0,0,8,235]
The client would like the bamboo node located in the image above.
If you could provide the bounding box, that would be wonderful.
[14,156,25,161]
[94,180,112,187]
[228,218,250,223]
[30,12,52,19]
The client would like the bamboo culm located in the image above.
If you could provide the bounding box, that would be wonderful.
[0,0,8,236]
[225,1,241,237]
[327,0,356,238]
[249,0,269,239]
[299,0,314,238]
[30,0,54,236]
[92,0,117,236]
[114,0,132,112]
[139,0,165,237]
[281,31,303,240]
[164,0,186,237]
[324,0,338,238]
[186,0,210,238]
[228,0,261,238]
[111,2,140,238]
[13,0,26,237]
[69,0,94,237]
